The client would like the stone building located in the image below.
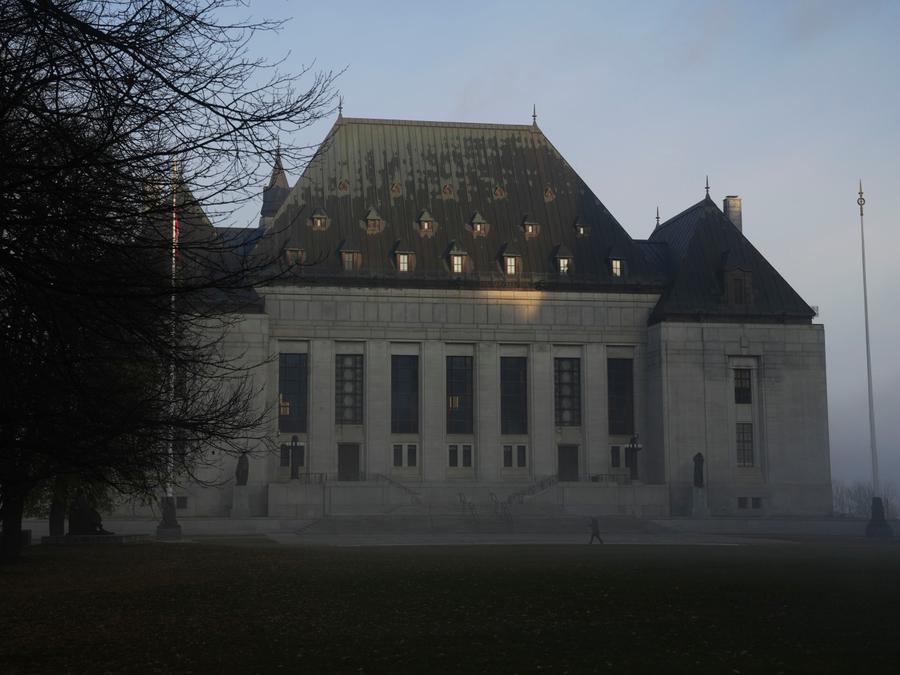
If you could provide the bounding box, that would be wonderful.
[177,115,831,519]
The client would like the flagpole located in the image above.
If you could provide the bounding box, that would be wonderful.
[157,159,182,539]
[858,181,891,538]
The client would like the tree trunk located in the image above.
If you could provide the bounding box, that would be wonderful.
[1,489,27,563]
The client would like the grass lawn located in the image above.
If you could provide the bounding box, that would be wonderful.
[2,541,899,673]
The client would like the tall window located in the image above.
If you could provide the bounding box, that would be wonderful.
[391,355,419,434]
[335,354,364,424]
[447,356,474,434]
[607,358,634,436]
[734,368,752,404]
[397,253,410,272]
[736,423,754,467]
[500,357,528,435]
[610,259,623,277]
[451,254,464,274]
[279,354,308,432]
[558,257,571,275]
[505,256,518,276]
[554,358,581,426]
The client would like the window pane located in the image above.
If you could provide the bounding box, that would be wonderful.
[734,368,752,404]
[554,358,581,426]
[279,353,308,432]
[448,444,458,467]
[607,358,633,436]
[393,444,403,467]
[391,355,419,433]
[503,445,513,468]
[447,356,474,434]
[500,357,528,434]
[517,445,527,468]
[462,444,472,468]
[736,423,754,467]
[335,354,364,424]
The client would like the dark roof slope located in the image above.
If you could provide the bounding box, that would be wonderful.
[254,117,667,290]
[647,196,814,324]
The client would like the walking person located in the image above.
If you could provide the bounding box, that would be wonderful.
[589,516,604,544]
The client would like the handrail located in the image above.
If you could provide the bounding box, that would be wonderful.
[505,475,559,504]
[374,473,424,505]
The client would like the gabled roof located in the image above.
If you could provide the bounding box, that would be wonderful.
[647,196,814,324]
[254,116,666,289]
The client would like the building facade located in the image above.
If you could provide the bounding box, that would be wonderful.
[175,116,831,519]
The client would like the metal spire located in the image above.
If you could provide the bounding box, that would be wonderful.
[338,96,343,118]
[532,104,537,125]
[655,206,660,228]
[857,180,880,497]
[705,175,710,198]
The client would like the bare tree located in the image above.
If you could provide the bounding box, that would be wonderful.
[0,0,337,560]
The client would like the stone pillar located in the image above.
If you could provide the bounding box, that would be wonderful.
[531,342,554,479]
[366,340,390,477]
[585,343,608,477]
[476,342,499,481]
[309,339,335,475]
[422,340,444,482]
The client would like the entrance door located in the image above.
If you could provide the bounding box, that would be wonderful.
[557,445,579,482]
[337,443,360,481]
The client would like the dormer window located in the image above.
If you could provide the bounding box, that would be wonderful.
[469,212,489,237]
[610,259,623,278]
[504,255,519,276]
[310,207,329,231]
[725,269,753,306]
[451,254,465,275]
[558,257,571,275]
[285,248,305,266]
[416,209,438,238]
[341,251,359,271]
[522,216,540,239]
[574,219,590,238]
[362,206,385,235]
[396,252,415,273]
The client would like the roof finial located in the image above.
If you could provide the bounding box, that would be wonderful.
[338,96,343,118]
[532,104,537,125]
[858,179,865,216]
[656,205,660,227]
[705,175,710,198]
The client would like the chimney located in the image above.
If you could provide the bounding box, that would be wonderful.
[723,195,742,231]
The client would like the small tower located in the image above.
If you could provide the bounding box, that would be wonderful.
[259,148,291,229]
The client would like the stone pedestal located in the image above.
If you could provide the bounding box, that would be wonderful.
[691,486,709,518]
[232,485,251,518]
[866,497,893,538]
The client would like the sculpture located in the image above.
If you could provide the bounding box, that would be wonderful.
[235,452,249,486]
[68,494,113,535]
[693,453,705,488]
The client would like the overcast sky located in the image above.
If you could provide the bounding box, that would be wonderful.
[222,0,900,486]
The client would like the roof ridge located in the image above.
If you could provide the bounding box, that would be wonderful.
[655,195,716,231]
[339,116,537,131]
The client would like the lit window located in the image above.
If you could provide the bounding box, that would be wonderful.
[451,254,464,274]
[398,253,409,272]
[421,220,432,232]
[312,216,327,230]
[576,225,587,237]
[505,256,518,276]
[341,252,355,271]
[558,257,571,275]
[310,208,329,231]
[526,224,535,235]
[610,259,623,277]
[285,248,304,265]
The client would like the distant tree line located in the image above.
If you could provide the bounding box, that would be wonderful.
[832,481,897,519]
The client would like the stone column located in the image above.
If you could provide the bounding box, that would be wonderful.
[422,340,445,482]
[476,342,499,481]
[531,342,554,478]
[366,340,390,477]
[309,339,335,475]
